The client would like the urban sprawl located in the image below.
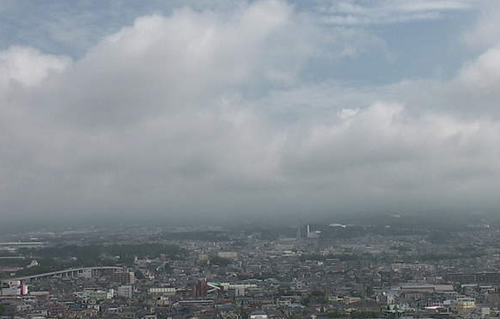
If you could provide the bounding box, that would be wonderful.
[1,219,499,319]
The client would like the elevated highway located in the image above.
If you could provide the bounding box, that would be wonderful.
[13,266,123,281]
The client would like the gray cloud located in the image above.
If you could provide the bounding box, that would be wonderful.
[1,0,500,222]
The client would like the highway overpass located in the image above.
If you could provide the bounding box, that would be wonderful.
[13,266,123,281]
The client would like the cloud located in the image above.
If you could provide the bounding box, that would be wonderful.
[1,0,500,222]
[0,0,313,218]
[338,108,360,120]
[462,0,500,49]
[316,0,476,25]
[457,47,500,92]
[0,46,69,89]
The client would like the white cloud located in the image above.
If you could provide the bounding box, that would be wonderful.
[316,0,476,25]
[457,47,500,93]
[338,108,360,119]
[462,0,500,49]
[0,46,69,89]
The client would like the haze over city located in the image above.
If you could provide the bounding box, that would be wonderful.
[1,0,500,226]
[6,3,500,319]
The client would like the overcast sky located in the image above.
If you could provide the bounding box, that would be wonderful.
[1,0,500,223]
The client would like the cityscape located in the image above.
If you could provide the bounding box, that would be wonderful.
[2,0,500,318]
[2,213,500,319]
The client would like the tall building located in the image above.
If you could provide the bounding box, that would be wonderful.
[193,279,208,297]
[306,224,321,239]
[111,271,136,284]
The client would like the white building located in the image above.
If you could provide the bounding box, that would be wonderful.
[117,285,133,299]
[1,280,28,296]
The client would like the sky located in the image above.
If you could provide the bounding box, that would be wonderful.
[1,0,500,224]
